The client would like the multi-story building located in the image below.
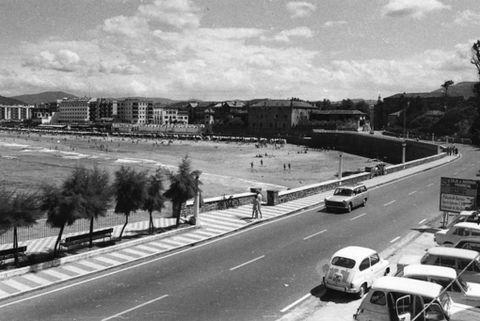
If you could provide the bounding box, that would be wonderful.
[0,105,34,121]
[152,105,189,125]
[248,99,316,133]
[89,98,117,123]
[117,98,152,124]
[58,97,93,124]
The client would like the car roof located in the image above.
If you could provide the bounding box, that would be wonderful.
[403,264,457,279]
[372,276,443,298]
[336,184,365,189]
[459,211,478,216]
[332,246,376,262]
[426,247,479,260]
[452,222,480,229]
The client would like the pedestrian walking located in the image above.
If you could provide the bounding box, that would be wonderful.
[251,194,259,219]
[256,192,263,219]
[288,163,291,170]
[283,163,286,171]
[251,161,254,169]
[260,159,263,166]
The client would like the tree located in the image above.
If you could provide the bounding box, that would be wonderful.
[441,80,454,97]
[472,40,480,97]
[113,166,148,240]
[164,155,202,228]
[82,166,112,247]
[41,183,82,257]
[469,40,480,144]
[142,168,167,234]
[0,188,42,265]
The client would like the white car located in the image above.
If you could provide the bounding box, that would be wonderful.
[323,246,390,298]
[324,184,369,212]
[402,264,480,308]
[435,222,480,246]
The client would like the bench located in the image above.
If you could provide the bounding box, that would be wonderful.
[0,246,27,265]
[61,228,114,249]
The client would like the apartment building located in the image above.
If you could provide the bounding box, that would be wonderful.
[248,99,316,133]
[152,105,189,125]
[89,98,117,122]
[117,98,152,124]
[58,97,93,124]
[0,104,34,121]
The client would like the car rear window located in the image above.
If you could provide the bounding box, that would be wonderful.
[331,256,356,268]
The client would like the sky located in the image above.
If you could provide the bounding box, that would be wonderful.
[0,0,479,101]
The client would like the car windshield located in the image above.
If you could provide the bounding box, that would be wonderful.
[334,188,353,196]
[331,256,356,269]
[438,291,451,313]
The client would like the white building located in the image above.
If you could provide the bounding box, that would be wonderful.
[58,97,93,123]
[0,105,34,121]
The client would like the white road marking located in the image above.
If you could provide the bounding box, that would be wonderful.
[350,213,366,221]
[426,183,434,187]
[303,229,327,240]
[390,236,401,243]
[230,255,265,271]
[408,191,417,195]
[418,219,427,225]
[101,294,169,321]
[281,293,312,313]
[384,200,396,206]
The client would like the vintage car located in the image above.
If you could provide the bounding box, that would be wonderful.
[402,264,480,308]
[324,184,369,212]
[434,222,480,246]
[323,246,390,298]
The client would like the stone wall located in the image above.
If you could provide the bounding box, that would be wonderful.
[292,131,440,164]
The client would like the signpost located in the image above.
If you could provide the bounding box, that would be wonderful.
[440,177,479,227]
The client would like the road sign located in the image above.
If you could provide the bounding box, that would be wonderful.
[440,177,478,213]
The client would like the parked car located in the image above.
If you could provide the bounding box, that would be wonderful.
[435,222,480,246]
[324,184,369,212]
[420,247,480,284]
[323,246,390,298]
[402,264,480,307]
[446,211,480,228]
[455,239,480,252]
[354,276,480,321]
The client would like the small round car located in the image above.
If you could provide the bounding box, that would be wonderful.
[323,246,390,298]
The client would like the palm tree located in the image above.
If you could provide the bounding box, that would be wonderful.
[2,189,42,265]
[113,166,148,240]
[40,184,82,257]
[164,155,202,227]
[83,166,112,247]
[142,168,167,234]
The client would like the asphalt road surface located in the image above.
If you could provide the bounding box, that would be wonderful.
[0,145,477,321]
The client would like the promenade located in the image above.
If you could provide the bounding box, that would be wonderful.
[0,153,458,305]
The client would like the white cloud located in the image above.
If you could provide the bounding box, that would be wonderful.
[24,49,82,72]
[263,27,314,42]
[286,1,316,18]
[383,0,450,19]
[454,10,480,26]
[323,20,348,28]
[137,0,200,29]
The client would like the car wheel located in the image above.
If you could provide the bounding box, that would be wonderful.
[347,203,352,212]
[362,198,367,207]
[357,284,367,299]
[443,242,453,247]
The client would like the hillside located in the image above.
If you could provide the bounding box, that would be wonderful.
[431,81,477,99]
[11,91,77,105]
[0,95,25,105]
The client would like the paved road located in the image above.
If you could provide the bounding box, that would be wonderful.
[0,146,476,321]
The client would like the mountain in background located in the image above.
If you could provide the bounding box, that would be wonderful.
[431,81,477,99]
[10,91,77,105]
[0,95,25,105]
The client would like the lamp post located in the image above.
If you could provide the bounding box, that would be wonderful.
[193,174,201,226]
[401,140,406,164]
[338,152,343,183]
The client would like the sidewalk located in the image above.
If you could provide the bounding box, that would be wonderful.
[0,154,458,302]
